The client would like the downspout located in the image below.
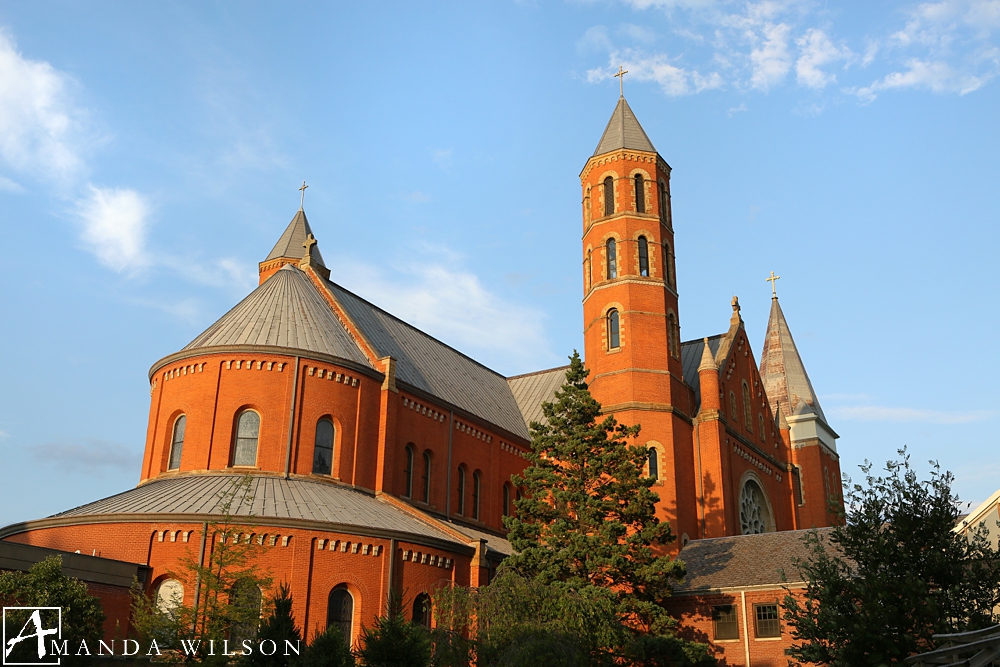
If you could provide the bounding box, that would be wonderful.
[191,521,208,632]
[284,356,301,479]
[741,590,751,667]
[446,411,454,516]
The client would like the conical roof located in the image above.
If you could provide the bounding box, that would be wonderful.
[182,264,370,365]
[759,297,826,421]
[265,209,326,267]
[593,96,657,156]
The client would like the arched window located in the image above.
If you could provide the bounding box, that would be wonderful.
[312,418,334,475]
[457,466,466,515]
[327,587,354,646]
[403,446,414,498]
[742,382,753,431]
[502,484,511,517]
[637,236,649,277]
[472,472,481,520]
[729,391,737,419]
[634,174,645,213]
[667,313,678,359]
[663,242,675,289]
[155,579,184,616]
[422,452,431,502]
[658,181,668,222]
[603,176,614,216]
[648,448,659,481]
[607,309,620,349]
[233,411,260,467]
[606,238,617,279]
[585,255,592,291]
[228,579,262,646]
[739,478,773,534]
[412,593,431,627]
[168,415,186,470]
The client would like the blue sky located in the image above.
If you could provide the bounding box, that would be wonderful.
[0,1,998,528]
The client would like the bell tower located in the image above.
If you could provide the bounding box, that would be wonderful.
[580,95,697,545]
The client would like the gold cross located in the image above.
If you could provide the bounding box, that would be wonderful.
[298,181,308,210]
[766,271,780,297]
[614,65,629,97]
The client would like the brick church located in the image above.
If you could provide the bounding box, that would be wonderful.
[0,95,842,661]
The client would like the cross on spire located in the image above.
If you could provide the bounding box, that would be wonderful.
[302,233,317,256]
[614,65,629,97]
[766,271,780,298]
[298,181,308,210]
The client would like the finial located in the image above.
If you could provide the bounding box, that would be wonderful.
[614,65,629,97]
[298,180,309,210]
[766,271,780,298]
[731,296,740,313]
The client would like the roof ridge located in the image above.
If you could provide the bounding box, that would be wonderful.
[507,364,571,381]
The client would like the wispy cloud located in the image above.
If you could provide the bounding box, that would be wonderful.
[75,185,150,273]
[28,439,142,473]
[0,174,24,193]
[854,59,991,101]
[795,28,853,88]
[588,50,723,96]
[830,405,997,424]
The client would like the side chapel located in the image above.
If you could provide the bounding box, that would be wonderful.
[0,94,843,658]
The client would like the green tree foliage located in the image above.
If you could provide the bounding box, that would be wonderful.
[0,555,105,667]
[244,583,302,667]
[356,594,430,667]
[503,352,686,635]
[299,625,354,667]
[783,450,1000,666]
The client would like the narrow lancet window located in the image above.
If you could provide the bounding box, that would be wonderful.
[404,446,414,498]
[457,467,466,515]
[233,411,260,467]
[634,174,645,213]
[658,182,668,222]
[168,415,186,470]
[603,177,614,216]
[607,309,620,349]
[422,452,431,502]
[606,238,617,279]
[312,418,334,475]
[638,236,649,276]
[648,448,659,481]
[472,472,481,520]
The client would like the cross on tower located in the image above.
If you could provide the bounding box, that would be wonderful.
[302,233,317,257]
[614,65,629,97]
[766,271,780,298]
[298,181,309,210]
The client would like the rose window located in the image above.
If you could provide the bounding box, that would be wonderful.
[740,479,771,534]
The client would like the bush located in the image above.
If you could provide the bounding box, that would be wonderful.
[300,625,354,667]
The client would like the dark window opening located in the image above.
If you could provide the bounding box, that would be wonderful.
[403,446,414,498]
[169,415,186,470]
[422,452,431,503]
[472,472,481,520]
[754,604,780,638]
[412,593,431,627]
[606,238,617,279]
[457,467,466,515]
[634,174,645,213]
[648,448,659,481]
[327,588,354,646]
[638,236,649,276]
[713,605,739,640]
[607,309,620,349]
[603,176,614,216]
[312,418,334,475]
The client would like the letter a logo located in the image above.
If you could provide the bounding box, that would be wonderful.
[2,608,61,666]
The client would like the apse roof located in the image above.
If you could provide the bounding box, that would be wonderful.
[507,365,570,428]
[265,209,326,267]
[181,264,372,367]
[48,475,464,547]
[593,96,657,156]
[673,528,835,593]
[325,280,532,440]
[759,297,827,421]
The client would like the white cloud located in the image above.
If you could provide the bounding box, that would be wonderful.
[0,29,88,182]
[796,29,852,88]
[727,102,748,115]
[28,439,142,473]
[750,22,793,89]
[336,251,554,373]
[0,174,24,193]
[830,405,997,424]
[854,58,990,101]
[589,51,723,95]
[76,185,150,273]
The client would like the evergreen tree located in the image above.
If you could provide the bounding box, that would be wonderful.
[245,583,302,667]
[355,594,430,667]
[783,450,1000,666]
[503,352,686,635]
[299,625,354,667]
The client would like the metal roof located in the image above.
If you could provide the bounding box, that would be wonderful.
[436,520,513,558]
[759,297,827,421]
[181,265,372,367]
[681,334,723,412]
[326,280,531,439]
[593,96,657,156]
[50,475,464,546]
[674,528,834,593]
[265,209,326,267]
[507,366,569,428]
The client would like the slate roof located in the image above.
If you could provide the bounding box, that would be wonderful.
[181,265,373,368]
[266,209,326,266]
[593,96,657,156]
[674,528,834,593]
[325,281,531,440]
[759,297,826,421]
[48,475,464,546]
[507,366,570,428]
[681,335,723,412]
[438,521,513,558]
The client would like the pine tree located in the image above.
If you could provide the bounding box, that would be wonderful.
[245,583,302,667]
[503,351,686,635]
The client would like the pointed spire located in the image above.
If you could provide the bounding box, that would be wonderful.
[775,404,788,430]
[265,209,326,268]
[593,96,656,156]
[698,337,716,372]
[759,296,826,422]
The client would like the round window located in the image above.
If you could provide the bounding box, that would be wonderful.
[739,479,773,535]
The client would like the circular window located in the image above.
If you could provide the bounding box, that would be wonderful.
[155,579,184,614]
[739,479,773,535]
